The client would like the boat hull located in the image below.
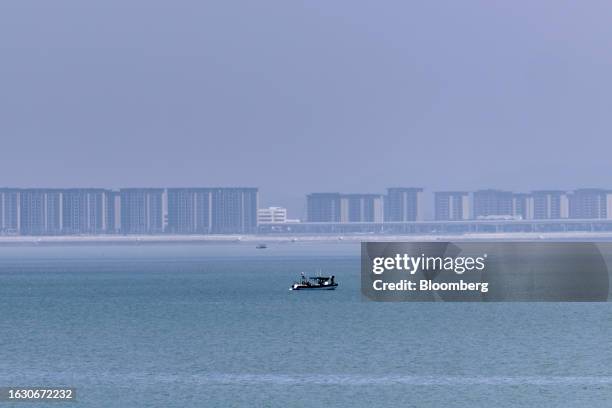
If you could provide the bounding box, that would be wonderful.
[290,284,338,291]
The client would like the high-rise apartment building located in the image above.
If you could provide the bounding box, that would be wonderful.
[341,194,384,222]
[61,188,114,234]
[473,189,514,218]
[209,188,258,234]
[105,190,120,233]
[166,188,258,234]
[434,191,470,221]
[166,188,198,233]
[306,193,342,222]
[532,190,568,219]
[384,188,424,222]
[0,188,20,234]
[120,188,164,234]
[512,193,533,220]
[19,189,62,235]
[568,189,609,219]
[61,189,113,234]
[307,193,384,222]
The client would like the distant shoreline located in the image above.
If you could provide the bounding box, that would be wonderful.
[1,232,612,246]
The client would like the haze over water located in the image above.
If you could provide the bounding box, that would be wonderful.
[1,243,611,407]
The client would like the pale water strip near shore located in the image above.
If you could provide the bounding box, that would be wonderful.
[1,232,612,245]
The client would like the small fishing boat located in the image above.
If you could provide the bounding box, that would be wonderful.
[256,244,267,249]
[290,273,338,290]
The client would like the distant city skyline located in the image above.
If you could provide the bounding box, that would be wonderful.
[3,186,612,237]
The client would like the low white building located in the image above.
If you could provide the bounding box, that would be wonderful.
[258,207,289,224]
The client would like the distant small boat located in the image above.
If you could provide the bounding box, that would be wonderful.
[256,244,267,249]
[290,273,338,291]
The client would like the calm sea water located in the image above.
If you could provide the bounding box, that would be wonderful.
[1,242,611,407]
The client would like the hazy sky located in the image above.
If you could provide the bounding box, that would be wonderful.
[2,1,611,216]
